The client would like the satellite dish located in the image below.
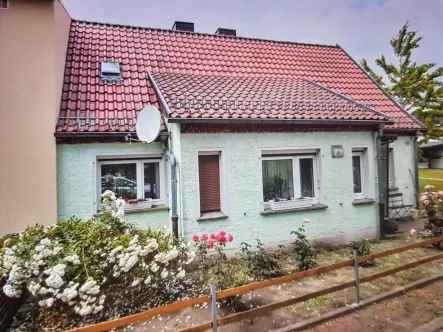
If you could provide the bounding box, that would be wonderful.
[136,105,161,143]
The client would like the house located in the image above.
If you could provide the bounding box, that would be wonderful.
[54,20,424,247]
[0,0,71,236]
[421,141,443,169]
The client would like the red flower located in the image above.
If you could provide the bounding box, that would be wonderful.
[210,233,215,239]
[192,234,199,242]
[124,198,129,203]
[206,239,214,248]
[219,230,226,236]
[201,233,209,240]
[215,233,223,242]
[227,234,233,242]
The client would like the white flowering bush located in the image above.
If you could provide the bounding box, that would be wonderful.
[0,191,194,318]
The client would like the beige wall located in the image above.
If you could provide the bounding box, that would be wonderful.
[0,0,71,235]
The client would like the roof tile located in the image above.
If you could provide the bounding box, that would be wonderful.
[57,21,422,133]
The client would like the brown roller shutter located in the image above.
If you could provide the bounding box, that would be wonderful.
[198,154,221,213]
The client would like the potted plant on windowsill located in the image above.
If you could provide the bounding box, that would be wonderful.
[123,198,153,209]
[270,194,313,211]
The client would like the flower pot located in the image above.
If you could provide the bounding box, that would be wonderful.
[270,198,313,211]
[410,208,419,220]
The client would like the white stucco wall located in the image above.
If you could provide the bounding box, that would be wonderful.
[389,135,417,206]
[177,130,379,247]
[57,142,170,229]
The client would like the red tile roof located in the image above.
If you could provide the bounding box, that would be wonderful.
[56,20,423,133]
[152,73,388,121]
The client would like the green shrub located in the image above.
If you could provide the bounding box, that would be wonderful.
[0,191,194,317]
[349,239,375,266]
[238,239,280,280]
[291,222,317,271]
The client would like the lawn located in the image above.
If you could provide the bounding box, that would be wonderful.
[419,169,443,191]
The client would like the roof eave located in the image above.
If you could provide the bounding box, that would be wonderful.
[54,131,169,138]
[167,118,393,126]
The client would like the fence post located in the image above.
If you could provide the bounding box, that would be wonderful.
[209,283,218,331]
[353,249,360,305]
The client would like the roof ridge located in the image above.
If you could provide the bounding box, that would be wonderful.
[303,79,389,120]
[71,19,340,48]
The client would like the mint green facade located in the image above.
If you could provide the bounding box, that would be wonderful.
[174,128,379,246]
[56,142,170,229]
[56,129,417,247]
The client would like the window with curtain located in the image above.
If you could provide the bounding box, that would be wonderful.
[98,159,164,210]
[352,150,367,199]
[262,155,317,202]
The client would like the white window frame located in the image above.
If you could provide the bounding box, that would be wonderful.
[195,149,227,216]
[261,154,319,206]
[96,158,166,212]
[389,148,396,188]
[352,151,366,199]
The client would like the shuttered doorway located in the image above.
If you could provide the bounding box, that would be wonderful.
[198,154,221,213]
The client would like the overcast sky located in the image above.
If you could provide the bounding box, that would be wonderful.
[61,0,443,78]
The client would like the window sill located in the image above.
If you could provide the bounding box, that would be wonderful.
[389,187,399,191]
[352,199,375,205]
[124,204,169,214]
[261,203,328,215]
[197,212,228,222]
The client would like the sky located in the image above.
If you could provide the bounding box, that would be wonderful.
[61,0,443,79]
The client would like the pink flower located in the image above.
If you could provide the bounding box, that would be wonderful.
[424,185,435,191]
[424,200,430,206]
[420,195,427,202]
[201,233,209,240]
[410,229,416,235]
[192,234,199,242]
[227,234,233,242]
[210,233,215,239]
[215,233,223,242]
[206,239,214,248]
[219,230,226,236]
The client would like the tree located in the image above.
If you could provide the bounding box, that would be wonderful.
[361,21,443,141]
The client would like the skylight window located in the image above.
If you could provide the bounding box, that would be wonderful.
[100,62,121,80]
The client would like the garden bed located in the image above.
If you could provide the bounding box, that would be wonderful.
[115,236,443,332]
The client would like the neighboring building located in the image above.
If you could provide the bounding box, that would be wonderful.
[0,0,71,236]
[55,20,424,247]
[421,141,443,169]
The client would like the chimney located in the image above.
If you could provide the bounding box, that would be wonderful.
[215,28,236,36]
[172,21,194,32]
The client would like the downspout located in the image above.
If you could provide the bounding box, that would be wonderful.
[376,126,385,239]
[413,132,420,208]
[162,143,179,238]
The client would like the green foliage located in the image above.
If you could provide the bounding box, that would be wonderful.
[291,225,317,271]
[238,239,280,280]
[349,239,375,267]
[0,194,193,318]
[306,295,326,307]
[361,21,443,141]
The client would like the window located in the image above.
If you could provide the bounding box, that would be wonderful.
[198,153,221,214]
[100,62,121,80]
[98,158,164,211]
[0,0,8,9]
[262,154,318,202]
[352,149,367,199]
[389,148,396,188]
